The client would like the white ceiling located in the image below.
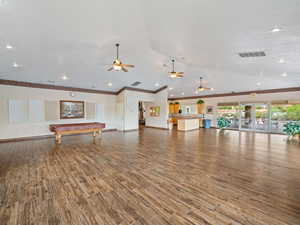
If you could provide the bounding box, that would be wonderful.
[1,0,300,97]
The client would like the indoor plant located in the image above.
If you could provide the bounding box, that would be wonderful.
[217,117,231,129]
[283,122,300,140]
[197,99,205,114]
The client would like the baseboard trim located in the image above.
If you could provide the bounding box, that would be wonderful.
[144,126,169,130]
[0,135,54,143]
[122,129,139,132]
[0,129,118,143]
[177,128,200,132]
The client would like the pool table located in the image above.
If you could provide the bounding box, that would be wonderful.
[49,122,106,144]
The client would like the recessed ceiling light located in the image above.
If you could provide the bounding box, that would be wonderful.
[271,27,281,33]
[6,44,13,49]
[155,83,159,87]
[169,87,173,90]
[170,94,174,97]
[278,58,285,63]
[281,72,287,77]
[108,82,112,86]
[257,82,261,86]
[61,75,68,80]
[12,62,19,68]
[194,91,198,94]
[181,92,184,95]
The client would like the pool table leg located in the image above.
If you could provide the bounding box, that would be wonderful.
[55,133,62,144]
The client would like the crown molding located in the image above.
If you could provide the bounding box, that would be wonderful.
[168,86,300,101]
[0,79,168,96]
[154,85,168,93]
[116,85,168,95]
[0,79,116,95]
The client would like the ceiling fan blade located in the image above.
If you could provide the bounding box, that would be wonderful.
[107,67,114,71]
[121,67,128,72]
[176,74,184,78]
[177,72,184,74]
[123,64,135,68]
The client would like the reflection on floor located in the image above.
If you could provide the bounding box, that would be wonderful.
[0,128,299,225]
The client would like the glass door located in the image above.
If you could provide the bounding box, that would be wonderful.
[240,104,254,130]
[254,104,269,131]
[240,103,269,131]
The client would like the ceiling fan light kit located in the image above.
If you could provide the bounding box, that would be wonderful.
[168,59,184,78]
[197,77,213,92]
[107,43,135,72]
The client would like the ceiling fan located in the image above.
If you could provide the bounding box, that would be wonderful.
[107,43,135,72]
[198,77,213,91]
[168,59,184,78]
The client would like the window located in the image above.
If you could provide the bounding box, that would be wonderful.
[271,104,300,133]
[217,104,240,129]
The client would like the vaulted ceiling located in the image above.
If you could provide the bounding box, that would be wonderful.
[1,0,300,97]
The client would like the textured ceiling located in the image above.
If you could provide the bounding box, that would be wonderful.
[1,0,300,97]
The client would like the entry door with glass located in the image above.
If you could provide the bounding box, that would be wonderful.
[240,103,269,131]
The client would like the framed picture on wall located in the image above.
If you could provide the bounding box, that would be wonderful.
[206,106,214,114]
[60,100,85,119]
[150,106,160,117]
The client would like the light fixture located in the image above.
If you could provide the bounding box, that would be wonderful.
[197,77,213,91]
[278,58,285,63]
[168,59,184,78]
[108,82,112,86]
[169,87,173,90]
[107,43,135,72]
[194,91,198,94]
[181,92,184,95]
[155,83,159,87]
[61,75,68,80]
[12,62,19,68]
[271,27,281,33]
[281,72,287,77]
[112,64,122,71]
[6,44,13,49]
[257,82,261,86]
[170,94,174,97]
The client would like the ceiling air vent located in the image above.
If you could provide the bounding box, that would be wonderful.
[131,81,141,86]
[238,51,266,58]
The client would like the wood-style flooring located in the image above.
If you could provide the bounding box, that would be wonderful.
[0,128,300,225]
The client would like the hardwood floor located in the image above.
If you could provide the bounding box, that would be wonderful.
[0,128,300,225]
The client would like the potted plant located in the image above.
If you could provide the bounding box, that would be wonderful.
[197,99,205,114]
[283,122,300,140]
[217,117,231,130]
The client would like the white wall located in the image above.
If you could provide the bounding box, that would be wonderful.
[145,89,169,129]
[115,90,155,131]
[114,89,169,131]
[173,91,300,127]
[0,85,117,139]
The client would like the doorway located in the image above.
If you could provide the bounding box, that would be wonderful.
[138,101,145,127]
[239,103,269,131]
